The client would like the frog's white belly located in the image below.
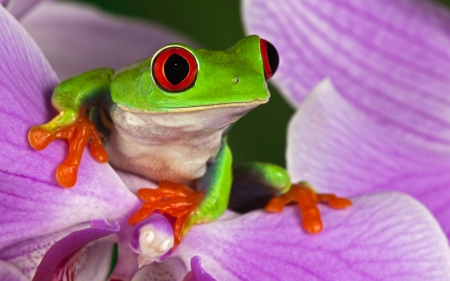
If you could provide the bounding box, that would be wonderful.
[105,104,255,185]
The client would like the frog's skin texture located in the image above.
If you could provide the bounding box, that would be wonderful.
[107,103,255,185]
[28,35,351,252]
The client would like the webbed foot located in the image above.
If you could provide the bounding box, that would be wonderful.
[128,181,204,250]
[265,182,351,233]
[28,108,108,187]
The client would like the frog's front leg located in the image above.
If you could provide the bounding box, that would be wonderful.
[128,142,233,250]
[231,162,352,234]
[28,68,114,187]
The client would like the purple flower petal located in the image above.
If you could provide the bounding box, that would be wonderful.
[20,1,197,80]
[111,231,140,281]
[75,236,115,281]
[0,0,8,8]
[0,4,140,275]
[175,192,450,280]
[116,169,157,195]
[243,0,450,152]
[33,219,119,281]
[0,261,29,281]
[287,80,450,237]
[183,256,217,281]
[131,258,188,281]
[5,0,48,19]
[0,222,89,278]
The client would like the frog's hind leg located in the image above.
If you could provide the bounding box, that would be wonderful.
[230,162,352,234]
[266,181,351,233]
[229,162,291,213]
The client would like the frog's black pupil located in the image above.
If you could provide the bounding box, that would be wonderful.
[164,54,190,85]
[266,41,279,75]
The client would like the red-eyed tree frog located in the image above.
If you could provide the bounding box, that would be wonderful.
[28,35,351,251]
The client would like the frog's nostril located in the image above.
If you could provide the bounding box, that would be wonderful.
[232,78,240,84]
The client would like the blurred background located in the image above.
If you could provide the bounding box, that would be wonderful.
[67,0,295,168]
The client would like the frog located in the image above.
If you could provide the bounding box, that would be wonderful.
[28,35,351,254]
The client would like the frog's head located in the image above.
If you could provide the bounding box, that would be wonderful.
[111,35,279,113]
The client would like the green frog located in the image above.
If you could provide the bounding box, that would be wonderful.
[28,35,351,251]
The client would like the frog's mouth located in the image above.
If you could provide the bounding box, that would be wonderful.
[117,98,269,114]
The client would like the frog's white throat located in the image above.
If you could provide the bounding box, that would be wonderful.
[105,103,261,185]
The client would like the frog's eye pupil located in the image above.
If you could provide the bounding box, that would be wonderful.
[260,39,279,80]
[266,42,279,74]
[164,54,190,85]
[152,47,198,92]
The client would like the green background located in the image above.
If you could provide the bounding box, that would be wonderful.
[69,0,295,168]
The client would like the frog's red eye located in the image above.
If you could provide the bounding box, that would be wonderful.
[152,47,198,92]
[260,39,279,80]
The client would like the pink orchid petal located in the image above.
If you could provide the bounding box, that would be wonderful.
[174,192,450,280]
[0,4,140,276]
[6,0,48,19]
[0,261,29,281]
[183,256,216,281]
[0,222,91,278]
[131,258,187,281]
[110,220,144,280]
[243,0,450,152]
[287,80,450,236]
[75,239,115,281]
[21,1,197,80]
[33,219,119,281]
[116,169,157,195]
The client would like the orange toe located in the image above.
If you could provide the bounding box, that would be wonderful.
[29,108,108,188]
[265,183,351,234]
[129,181,204,250]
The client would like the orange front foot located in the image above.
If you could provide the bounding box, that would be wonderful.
[128,181,204,250]
[28,108,108,188]
[265,182,352,234]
